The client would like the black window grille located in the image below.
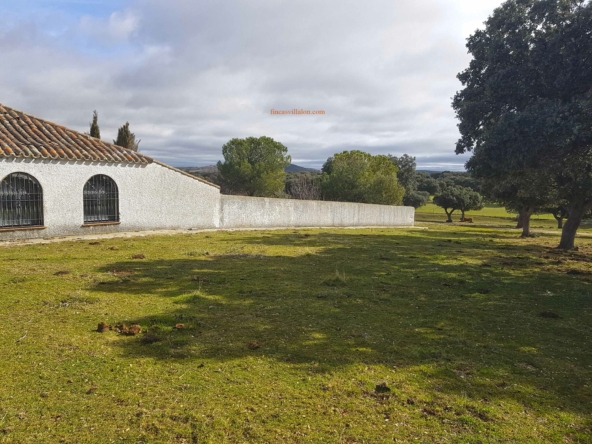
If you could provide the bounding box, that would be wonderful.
[83,175,119,223]
[0,172,44,228]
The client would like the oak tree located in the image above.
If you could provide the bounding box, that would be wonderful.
[433,186,483,222]
[453,0,592,249]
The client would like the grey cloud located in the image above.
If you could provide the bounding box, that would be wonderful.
[0,0,503,169]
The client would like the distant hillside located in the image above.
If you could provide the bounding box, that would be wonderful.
[417,170,443,175]
[179,164,319,174]
[178,165,218,174]
[285,164,319,173]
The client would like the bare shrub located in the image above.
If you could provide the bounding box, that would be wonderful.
[287,174,322,201]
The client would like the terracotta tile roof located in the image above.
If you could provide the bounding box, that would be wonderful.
[0,104,152,164]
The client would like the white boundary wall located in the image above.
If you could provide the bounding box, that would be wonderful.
[220,195,414,229]
[0,159,414,241]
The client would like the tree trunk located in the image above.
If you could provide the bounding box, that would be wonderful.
[445,209,453,223]
[516,211,524,229]
[520,206,535,238]
[460,210,465,222]
[558,206,587,250]
[552,211,563,229]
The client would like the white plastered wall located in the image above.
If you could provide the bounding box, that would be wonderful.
[0,158,221,241]
[220,195,414,229]
[0,158,415,241]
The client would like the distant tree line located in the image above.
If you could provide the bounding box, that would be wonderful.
[193,138,490,211]
[209,136,446,207]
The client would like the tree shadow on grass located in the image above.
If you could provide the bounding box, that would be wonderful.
[93,229,592,416]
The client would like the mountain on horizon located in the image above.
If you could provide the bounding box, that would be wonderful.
[284,164,319,173]
[178,165,218,174]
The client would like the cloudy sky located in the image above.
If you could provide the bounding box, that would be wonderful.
[0,0,503,170]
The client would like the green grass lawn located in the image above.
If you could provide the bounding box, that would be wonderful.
[1,226,591,443]
[415,202,592,233]
[415,211,572,232]
[416,202,526,218]
[417,201,556,220]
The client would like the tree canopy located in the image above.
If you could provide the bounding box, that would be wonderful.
[456,188,484,220]
[114,122,140,152]
[388,154,417,193]
[453,0,592,249]
[433,186,483,222]
[217,136,291,197]
[416,172,440,195]
[482,170,558,236]
[432,172,482,194]
[322,150,405,205]
[89,111,100,139]
[403,191,430,209]
[433,188,460,223]
[388,154,429,208]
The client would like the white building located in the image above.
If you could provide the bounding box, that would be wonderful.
[0,104,414,241]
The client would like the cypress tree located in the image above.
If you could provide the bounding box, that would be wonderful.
[113,122,140,152]
[89,110,100,139]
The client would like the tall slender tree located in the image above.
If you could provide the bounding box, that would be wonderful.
[113,122,140,152]
[89,110,100,139]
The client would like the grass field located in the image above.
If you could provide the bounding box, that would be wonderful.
[415,211,574,232]
[1,226,591,443]
[416,202,555,220]
[415,201,592,233]
[416,202,523,218]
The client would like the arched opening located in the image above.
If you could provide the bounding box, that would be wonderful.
[0,172,44,228]
[83,175,119,223]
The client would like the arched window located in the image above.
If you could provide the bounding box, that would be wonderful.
[0,172,44,228]
[83,175,119,223]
